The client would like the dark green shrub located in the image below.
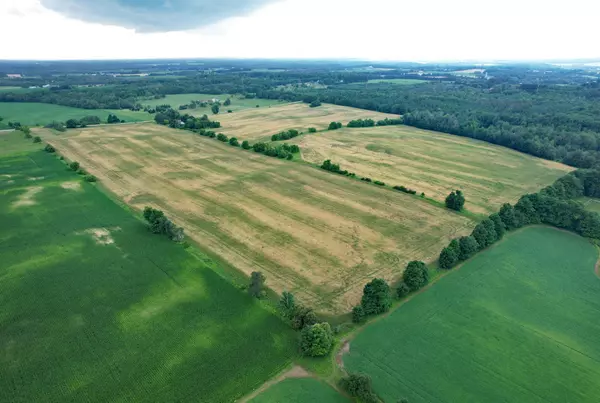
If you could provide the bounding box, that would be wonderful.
[352,305,365,323]
[361,278,392,315]
[69,161,80,171]
[84,174,97,182]
[32,136,42,143]
[403,261,429,291]
[396,282,410,298]
[300,323,333,357]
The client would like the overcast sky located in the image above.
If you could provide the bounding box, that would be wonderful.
[2,0,599,61]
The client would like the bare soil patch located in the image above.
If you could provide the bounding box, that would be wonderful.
[60,181,81,191]
[80,227,120,245]
[12,186,43,207]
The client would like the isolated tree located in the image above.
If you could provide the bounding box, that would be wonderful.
[69,161,80,171]
[308,127,317,133]
[445,190,465,211]
[403,260,429,291]
[248,271,265,298]
[352,305,365,323]
[361,278,392,315]
[396,282,410,298]
[44,144,56,153]
[223,98,231,106]
[211,104,220,114]
[309,100,322,108]
[439,246,458,269]
[241,140,251,150]
[107,114,120,124]
[32,136,42,143]
[278,291,296,318]
[458,235,479,260]
[300,323,333,357]
[229,137,239,147]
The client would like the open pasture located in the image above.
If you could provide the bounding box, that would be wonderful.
[41,123,475,313]
[298,125,572,214]
[142,93,284,111]
[0,133,296,402]
[213,102,398,141]
[345,226,600,403]
[0,102,151,126]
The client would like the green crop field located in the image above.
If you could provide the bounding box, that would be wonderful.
[366,78,428,85]
[250,378,349,403]
[345,226,600,403]
[0,102,151,127]
[141,93,285,112]
[0,132,297,402]
[0,86,42,93]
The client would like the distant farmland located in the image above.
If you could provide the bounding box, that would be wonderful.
[0,102,151,127]
[345,226,600,403]
[142,93,284,112]
[0,132,296,402]
[41,123,474,313]
[298,125,572,214]
[215,103,397,141]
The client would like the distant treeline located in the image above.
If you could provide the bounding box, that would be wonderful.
[267,82,600,169]
[438,169,600,269]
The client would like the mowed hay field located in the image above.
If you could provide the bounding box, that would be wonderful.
[41,123,474,313]
[0,102,152,127]
[249,378,349,403]
[298,126,572,214]
[345,227,600,403]
[214,103,399,141]
[0,133,296,402]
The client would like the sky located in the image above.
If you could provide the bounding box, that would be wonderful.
[1,0,599,61]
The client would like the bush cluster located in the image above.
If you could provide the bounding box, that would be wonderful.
[376,117,403,126]
[142,206,185,242]
[438,169,600,270]
[271,129,300,141]
[155,107,221,130]
[320,159,355,177]
[309,100,322,108]
[44,121,67,132]
[347,118,375,128]
[253,142,297,160]
[393,185,417,195]
[328,121,343,130]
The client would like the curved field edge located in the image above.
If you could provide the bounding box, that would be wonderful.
[0,142,297,402]
[343,226,600,403]
[248,377,350,403]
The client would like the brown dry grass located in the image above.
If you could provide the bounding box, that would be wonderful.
[39,123,474,314]
[214,102,398,141]
[297,126,573,214]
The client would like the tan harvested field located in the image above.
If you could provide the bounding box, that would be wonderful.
[298,126,573,214]
[40,123,474,313]
[210,102,398,141]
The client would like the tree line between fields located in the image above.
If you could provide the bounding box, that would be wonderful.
[4,114,125,133]
[153,107,301,160]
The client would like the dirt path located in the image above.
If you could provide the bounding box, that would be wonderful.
[238,365,311,402]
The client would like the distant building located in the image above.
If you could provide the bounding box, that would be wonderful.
[6,74,22,78]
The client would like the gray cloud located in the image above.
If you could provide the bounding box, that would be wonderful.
[40,0,279,32]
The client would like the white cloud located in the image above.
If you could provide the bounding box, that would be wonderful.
[1,0,598,61]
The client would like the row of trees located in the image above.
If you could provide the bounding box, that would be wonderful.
[438,169,600,270]
[347,119,375,128]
